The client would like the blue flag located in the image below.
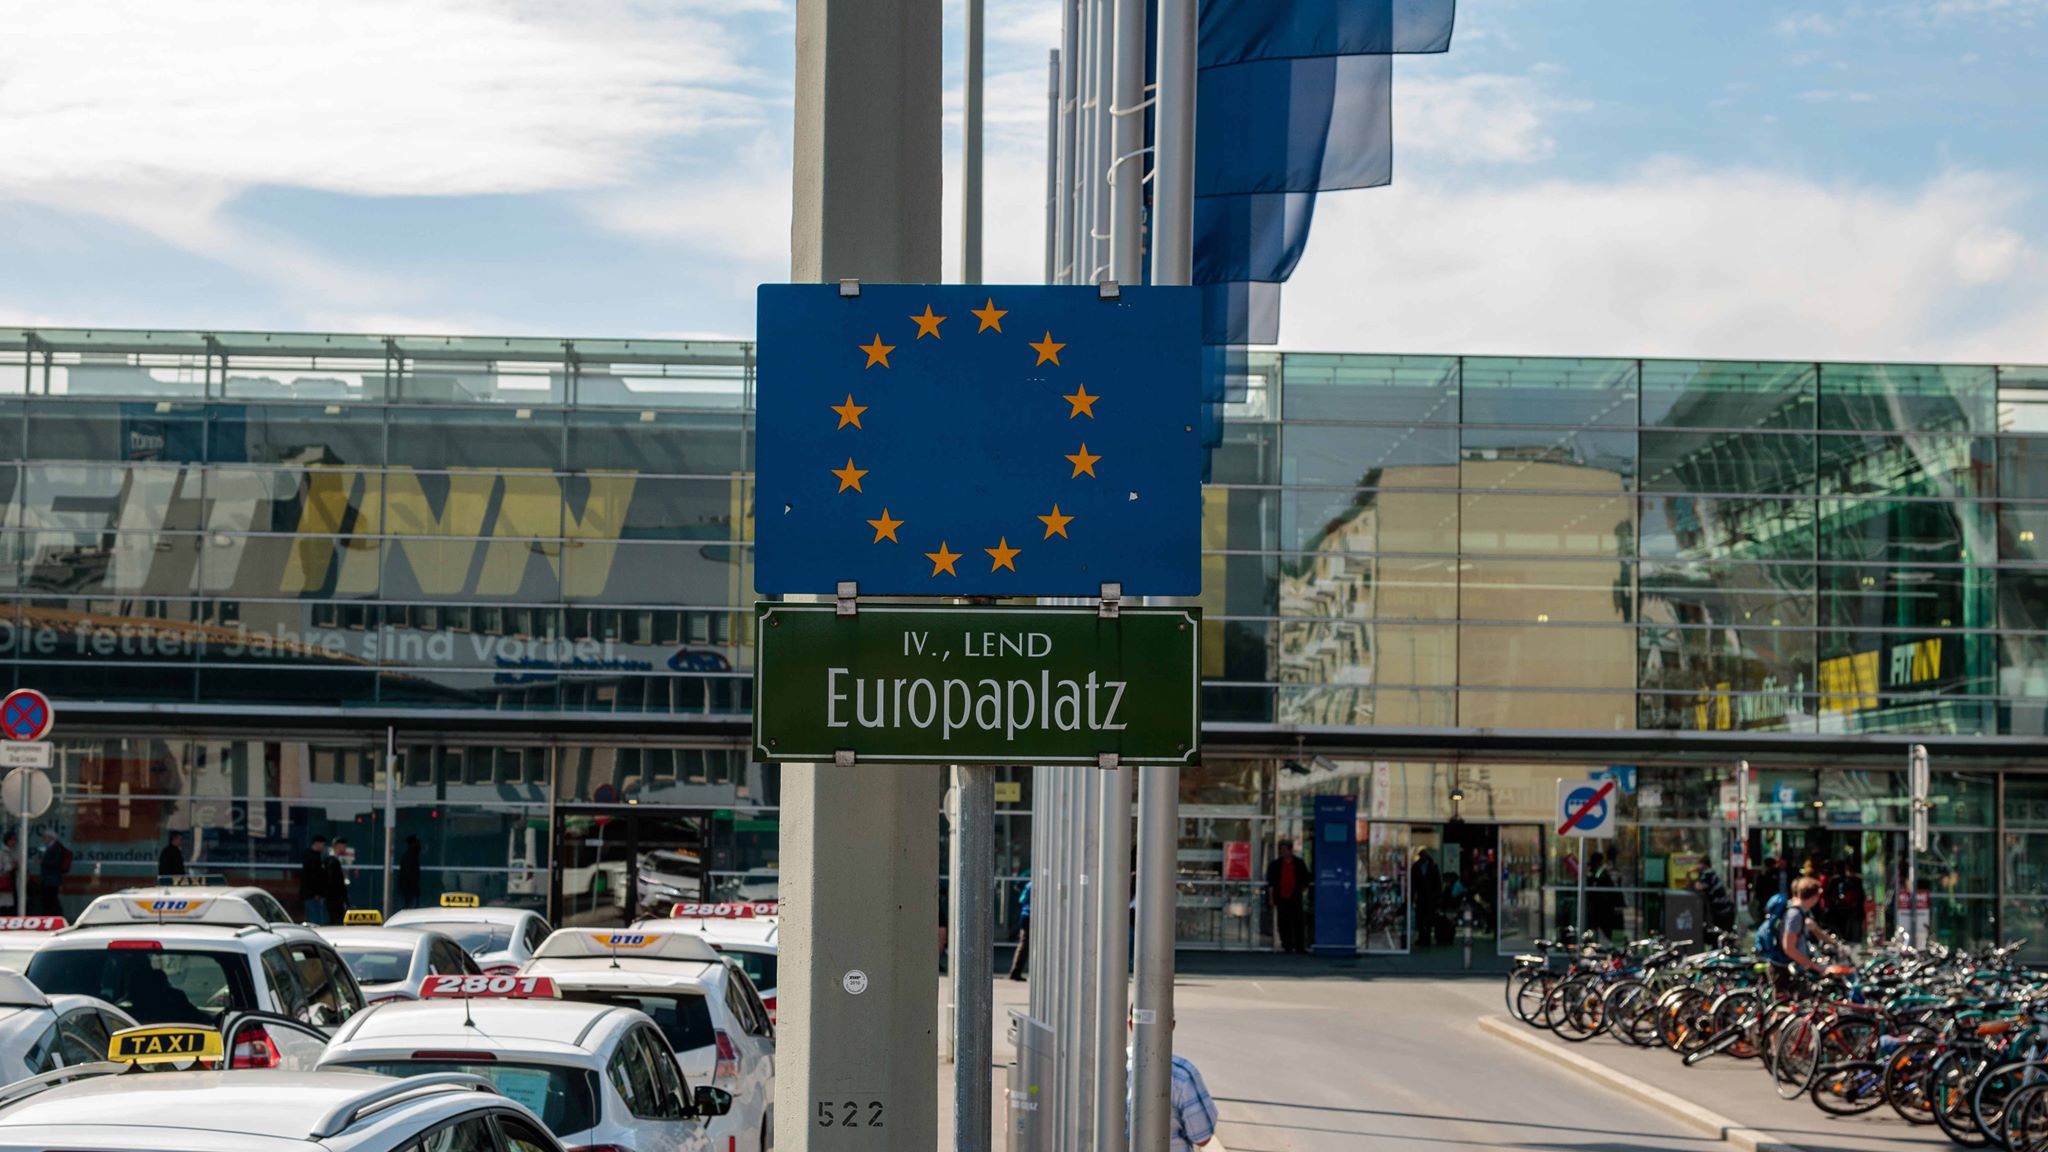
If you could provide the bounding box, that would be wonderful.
[1200,0,1454,67]
[1194,192,1318,284]
[1199,282,1280,346]
[1197,54,1392,197]
[754,285,1204,596]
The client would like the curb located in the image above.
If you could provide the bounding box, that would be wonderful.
[1476,1016,1810,1152]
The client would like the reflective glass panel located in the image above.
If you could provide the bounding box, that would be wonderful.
[1281,489,1456,554]
[1639,560,1816,628]
[1641,360,1815,431]
[1278,354,1459,424]
[1818,363,1996,435]
[215,405,384,466]
[565,410,747,476]
[1818,564,1994,632]
[1639,495,1815,562]
[1639,430,1815,495]
[1281,425,1457,486]
[1461,358,1637,426]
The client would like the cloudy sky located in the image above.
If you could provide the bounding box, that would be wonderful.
[4,0,2048,362]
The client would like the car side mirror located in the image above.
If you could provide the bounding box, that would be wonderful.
[691,1086,733,1118]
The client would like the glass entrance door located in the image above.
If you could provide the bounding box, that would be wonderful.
[553,810,710,927]
[1498,825,1543,954]
[1360,824,1410,954]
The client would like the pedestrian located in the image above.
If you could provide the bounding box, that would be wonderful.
[397,835,423,909]
[1765,875,1840,999]
[1410,848,1443,947]
[1826,857,1867,944]
[1127,1012,1218,1152]
[33,829,70,917]
[1588,852,1625,941]
[1265,838,1311,954]
[300,835,329,925]
[1693,863,1736,937]
[325,836,352,918]
[157,830,187,879]
[0,832,16,916]
[1007,874,1031,981]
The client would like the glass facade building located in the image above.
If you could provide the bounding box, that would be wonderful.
[3,329,2046,957]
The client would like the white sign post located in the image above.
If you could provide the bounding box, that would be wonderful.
[1557,778,1617,938]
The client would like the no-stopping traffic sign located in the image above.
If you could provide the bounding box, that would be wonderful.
[0,690,52,743]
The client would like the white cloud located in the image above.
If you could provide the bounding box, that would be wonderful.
[0,0,761,201]
[586,132,794,270]
[1774,12,1841,35]
[1280,165,2048,363]
[1396,73,1586,165]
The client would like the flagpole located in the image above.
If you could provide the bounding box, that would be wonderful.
[961,0,983,284]
[1057,0,1080,284]
[1045,49,1060,284]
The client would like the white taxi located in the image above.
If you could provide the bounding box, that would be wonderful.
[0,969,136,1086]
[388,894,553,975]
[0,916,68,974]
[25,886,366,1031]
[0,1057,570,1151]
[641,904,780,1023]
[524,929,776,1152]
[320,973,732,1152]
[316,920,482,1005]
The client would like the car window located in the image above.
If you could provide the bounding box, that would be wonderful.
[523,918,550,955]
[723,948,777,991]
[722,976,760,1037]
[28,948,245,1025]
[401,1114,498,1152]
[728,967,772,1038]
[606,1030,665,1120]
[428,939,466,976]
[635,1026,690,1115]
[260,947,305,1016]
[250,893,293,924]
[495,1113,559,1152]
[411,923,514,957]
[56,1009,111,1065]
[24,1019,58,1074]
[346,1060,599,1136]
[338,947,413,984]
[288,944,362,1022]
[559,990,716,1054]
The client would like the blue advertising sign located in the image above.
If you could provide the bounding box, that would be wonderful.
[1311,795,1357,957]
[755,284,1202,596]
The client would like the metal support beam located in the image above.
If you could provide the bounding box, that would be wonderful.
[1093,764,1133,1152]
[952,765,994,1149]
[1108,0,1146,282]
[783,1,942,1148]
[961,0,984,284]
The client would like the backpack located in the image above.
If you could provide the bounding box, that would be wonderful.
[1754,892,1790,965]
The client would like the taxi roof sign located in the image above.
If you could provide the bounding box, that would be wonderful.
[670,902,777,920]
[108,1025,223,1066]
[533,929,722,963]
[0,970,49,1009]
[158,874,225,888]
[440,893,482,908]
[342,909,384,926]
[0,916,64,932]
[420,974,559,999]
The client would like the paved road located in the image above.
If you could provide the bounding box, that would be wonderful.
[947,974,1715,1151]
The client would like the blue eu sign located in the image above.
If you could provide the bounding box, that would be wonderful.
[754,284,1202,596]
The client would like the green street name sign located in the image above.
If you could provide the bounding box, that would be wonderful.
[753,603,1200,765]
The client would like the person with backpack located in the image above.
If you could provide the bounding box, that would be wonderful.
[1760,875,1839,998]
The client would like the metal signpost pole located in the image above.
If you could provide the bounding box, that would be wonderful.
[1055,2,1077,285]
[1093,764,1132,1152]
[1089,0,1112,283]
[14,774,25,910]
[1910,744,1930,946]
[1734,760,1749,927]
[1135,0,1195,1145]
[954,765,994,1149]
[1075,769,1101,1152]
[1044,50,1060,284]
[382,727,397,915]
[780,0,943,1147]
[961,0,983,285]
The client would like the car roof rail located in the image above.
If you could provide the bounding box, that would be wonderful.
[0,1062,125,1110]
[309,1073,496,1139]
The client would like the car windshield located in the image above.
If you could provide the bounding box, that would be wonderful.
[406,923,513,956]
[721,949,777,990]
[28,948,241,1025]
[344,1060,599,1135]
[559,989,715,1054]
[335,947,413,984]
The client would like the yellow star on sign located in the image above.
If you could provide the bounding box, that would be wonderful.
[832,394,867,429]
[926,542,961,577]
[1065,444,1101,478]
[1038,505,1074,539]
[986,537,1020,571]
[1062,384,1098,419]
[859,334,894,368]
[910,305,946,339]
[832,458,868,492]
[971,298,1007,333]
[1030,332,1066,366]
[867,509,903,543]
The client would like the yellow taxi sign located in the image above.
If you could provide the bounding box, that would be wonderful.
[108,1025,223,1066]
[342,909,384,926]
[440,893,481,909]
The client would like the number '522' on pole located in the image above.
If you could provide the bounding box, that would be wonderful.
[751,603,1199,765]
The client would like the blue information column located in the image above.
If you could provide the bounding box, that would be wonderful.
[1311,795,1357,957]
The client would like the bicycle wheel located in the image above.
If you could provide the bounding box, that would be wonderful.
[1554,977,1608,1042]
[1659,988,1710,1053]
[1883,1041,1939,1125]
[1971,1059,2043,1146]
[1930,1049,1992,1148]
[1999,1083,2048,1152]
[1511,969,1556,1026]
[1601,979,1652,1046]
[1770,1012,1820,1100]
[1812,1060,1887,1116]
[1710,990,1764,1060]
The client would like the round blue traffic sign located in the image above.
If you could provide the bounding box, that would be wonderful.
[0,690,52,742]
[1564,785,1609,829]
